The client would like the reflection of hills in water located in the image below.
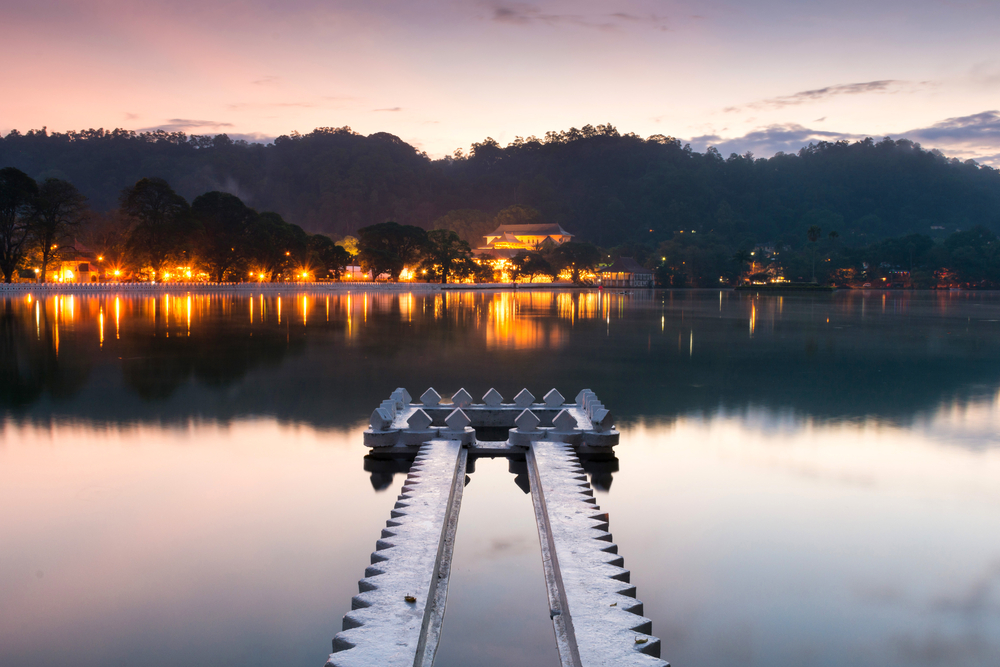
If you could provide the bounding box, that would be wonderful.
[4,290,1000,430]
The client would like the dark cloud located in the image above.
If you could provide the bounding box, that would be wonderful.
[726,80,907,113]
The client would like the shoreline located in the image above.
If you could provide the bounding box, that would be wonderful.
[0,281,587,293]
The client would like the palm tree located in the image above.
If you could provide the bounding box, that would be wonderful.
[807,225,822,282]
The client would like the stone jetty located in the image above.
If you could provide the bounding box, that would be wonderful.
[327,387,667,667]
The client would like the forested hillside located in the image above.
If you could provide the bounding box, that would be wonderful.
[2,124,998,248]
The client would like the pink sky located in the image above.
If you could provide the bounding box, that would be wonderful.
[2,0,1000,162]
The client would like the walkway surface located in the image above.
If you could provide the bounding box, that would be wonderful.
[327,440,467,667]
[528,440,667,667]
[329,387,667,666]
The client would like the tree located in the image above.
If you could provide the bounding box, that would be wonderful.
[119,178,190,280]
[432,209,494,247]
[30,179,89,282]
[552,242,601,283]
[422,229,472,284]
[191,191,256,281]
[807,225,822,282]
[336,235,359,256]
[0,168,39,283]
[79,210,131,278]
[510,251,552,282]
[246,212,308,280]
[308,234,352,279]
[356,221,428,281]
[732,249,751,284]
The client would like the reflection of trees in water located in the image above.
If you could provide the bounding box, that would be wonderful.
[0,297,90,407]
[119,300,305,401]
[5,291,1000,429]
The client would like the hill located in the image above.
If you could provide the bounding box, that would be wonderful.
[2,124,999,248]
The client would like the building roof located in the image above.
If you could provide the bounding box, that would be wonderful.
[485,223,573,238]
[602,257,650,274]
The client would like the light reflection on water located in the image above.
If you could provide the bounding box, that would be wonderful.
[2,289,1000,666]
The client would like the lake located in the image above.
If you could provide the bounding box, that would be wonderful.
[2,288,999,667]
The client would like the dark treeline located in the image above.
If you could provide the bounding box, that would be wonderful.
[2,124,999,247]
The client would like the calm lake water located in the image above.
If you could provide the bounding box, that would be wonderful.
[2,288,1000,667]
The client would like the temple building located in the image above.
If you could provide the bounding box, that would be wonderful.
[477,223,574,259]
[600,257,653,288]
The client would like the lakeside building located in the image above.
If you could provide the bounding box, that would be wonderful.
[600,257,653,288]
[476,223,574,259]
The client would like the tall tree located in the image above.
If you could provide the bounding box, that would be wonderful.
[356,221,427,281]
[510,251,552,283]
[807,225,822,282]
[0,168,39,283]
[31,178,88,282]
[119,178,190,280]
[247,212,308,280]
[308,234,352,279]
[79,210,131,278]
[551,242,601,284]
[422,229,472,284]
[191,191,256,281]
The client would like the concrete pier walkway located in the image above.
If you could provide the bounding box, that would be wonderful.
[329,387,667,666]
[327,440,467,667]
[528,440,666,667]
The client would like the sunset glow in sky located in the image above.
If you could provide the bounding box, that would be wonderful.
[3,0,1000,162]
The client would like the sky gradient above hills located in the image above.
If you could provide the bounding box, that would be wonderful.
[3,0,1000,163]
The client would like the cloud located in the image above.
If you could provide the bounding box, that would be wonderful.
[490,4,667,31]
[689,123,861,158]
[227,132,276,144]
[226,101,318,110]
[251,75,280,86]
[893,632,995,666]
[688,110,1000,165]
[906,110,1000,144]
[139,119,234,132]
[928,558,1000,616]
[373,107,402,112]
[726,80,909,113]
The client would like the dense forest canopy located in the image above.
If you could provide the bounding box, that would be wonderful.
[1,124,999,250]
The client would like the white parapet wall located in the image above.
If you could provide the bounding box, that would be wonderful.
[364,387,619,451]
[0,282,445,292]
[327,440,467,667]
[527,439,667,667]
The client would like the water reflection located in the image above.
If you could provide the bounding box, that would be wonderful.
[5,290,1000,431]
[3,288,1000,667]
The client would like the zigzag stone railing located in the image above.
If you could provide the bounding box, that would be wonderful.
[332,387,667,666]
[327,440,467,667]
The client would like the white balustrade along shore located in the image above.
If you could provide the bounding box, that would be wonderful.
[0,281,443,292]
[0,281,584,293]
